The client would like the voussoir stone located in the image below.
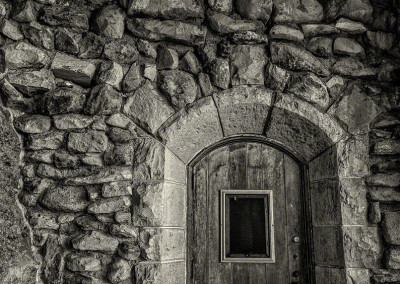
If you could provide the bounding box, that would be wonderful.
[85,84,123,115]
[108,258,131,283]
[95,61,124,91]
[335,17,367,34]
[236,0,272,22]
[39,88,86,115]
[208,11,263,34]
[68,130,108,153]
[66,254,101,272]
[40,186,88,212]
[269,25,304,42]
[87,196,131,214]
[123,81,174,133]
[127,18,206,46]
[14,115,51,134]
[127,0,204,19]
[53,114,93,130]
[159,70,199,109]
[270,42,330,76]
[274,0,324,23]
[51,53,97,87]
[7,69,56,96]
[40,5,89,31]
[0,42,50,70]
[72,231,119,253]
[27,131,65,150]
[382,211,400,245]
[333,37,365,57]
[93,5,125,39]
[103,37,139,65]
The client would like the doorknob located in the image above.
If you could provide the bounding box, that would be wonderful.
[292,236,300,243]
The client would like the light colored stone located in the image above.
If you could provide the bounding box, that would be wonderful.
[85,84,123,115]
[102,181,132,197]
[335,17,367,34]
[339,178,367,225]
[386,248,400,269]
[0,42,50,70]
[127,18,206,46]
[372,140,400,155]
[51,53,97,87]
[66,254,101,272]
[131,138,165,180]
[369,187,400,202]
[53,114,93,130]
[109,224,139,238]
[143,63,157,81]
[306,37,333,57]
[0,19,24,40]
[326,75,346,99]
[14,115,51,134]
[209,58,230,89]
[88,196,131,214]
[27,131,64,150]
[123,81,174,133]
[198,72,213,96]
[127,0,203,19]
[93,5,125,39]
[230,31,269,44]
[28,210,59,230]
[66,167,132,185]
[333,37,365,57]
[301,24,339,37]
[346,268,370,284]
[135,262,185,284]
[236,0,273,22]
[274,0,324,23]
[337,133,369,178]
[122,63,144,93]
[95,61,124,91]
[339,0,373,24]
[72,231,119,253]
[270,25,304,42]
[68,131,108,153]
[7,69,56,96]
[208,11,263,34]
[108,258,131,283]
[136,39,157,58]
[265,61,290,91]
[41,186,88,212]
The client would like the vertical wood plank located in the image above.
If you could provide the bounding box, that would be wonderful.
[285,154,305,283]
[208,146,232,284]
[192,157,208,284]
[262,146,288,284]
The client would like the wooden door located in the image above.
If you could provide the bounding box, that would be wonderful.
[188,141,308,284]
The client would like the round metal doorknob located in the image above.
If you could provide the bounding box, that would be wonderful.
[292,236,300,243]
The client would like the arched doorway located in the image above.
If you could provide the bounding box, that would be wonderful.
[187,136,313,284]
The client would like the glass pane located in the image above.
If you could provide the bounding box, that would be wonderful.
[229,196,267,255]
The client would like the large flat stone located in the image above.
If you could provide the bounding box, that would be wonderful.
[0,42,50,70]
[14,115,51,134]
[274,0,324,23]
[72,231,119,253]
[27,131,65,150]
[65,167,132,185]
[331,57,378,78]
[51,53,97,87]
[127,18,206,46]
[40,186,88,212]
[158,96,223,163]
[65,254,101,272]
[68,131,108,153]
[87,196,131,214]
[208,11,263,34]
[127,0,204,19]
[123,81,174,133]
[236,0,272,22]
[7,69,56,96]
[53,114,93,130]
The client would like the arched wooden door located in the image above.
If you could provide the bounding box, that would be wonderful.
[187,140,310,284]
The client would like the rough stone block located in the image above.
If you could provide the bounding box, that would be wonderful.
[14,115,51,134]
[40,5,89,31]
[7,69,56,96]
[68,131,108,153]
[0,42,50,70]
[65,167,132,185]
[301,24,339,37]
[135,262,185,284]
[108,258,131,283]
[208,58,230,89]
[274,0,324,23]
[337,133,369,178]
[369,187,400,202]
[102,181,132,198]
[127,0,204,19]
[208,11,263,34]
[269,25,304,42]
[65,254,101,272]
[236,0,272,22]
[346,268,370,284]
[306,37,333,57]
[95,61,124,91]
[366,173,400,187]
[85,84,123,115]
[53,114,93,130]
[39,88,86,115]
[40,186,88,212]
[93,5,125,39]
[109,224,139,239]
[386,248,400,269]
[72,231,119,253]
[339,178,367,225]
[103,37,139,65]
[88,196,131,214]
[333,37,365,57]
[132,138,165,180]
[382,211,400,245]
[27,131,64,150]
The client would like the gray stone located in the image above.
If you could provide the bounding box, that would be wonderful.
[0,42,51,70]
[107,128,134,143]
[12,0,36,22]
[386,248,400,269]
[87,196,131,214]
[288,72,330,109]
[7,69,55,96]
[26,151,54,164]
[333,37,365,57]
[68,131,108,153]
[28,210,59,230]
[106,113,134,129]
[208,11,263,34]
[159,70,199,108]
[66,254,101,272]
[236,0,272,22]
[115,212,131,224]
[301,24,339,37]
[27,131,64,150]
[55,28,82,55]
[372,271,400,283]
[14,115,51,134]
[102,181,132,197]
[54,151,80,168]
[127,18,206,46]
[198,72,213,96]
[366,173,400,188]
[104,143,134,166]
[382,212,400,245]
[270,25,304,42]
[118,242,141,261]
[109,224,139,238]
[270,42,330,76]
[41,186,88,212]
[85,84,123,115]
[180,51,201,75]
[66,166,132,185]
[37,163,95,180]
[39,88,86,115]
[42,235,63,283]
[230,31,269,44]
[339,0,373,24]
[265,61,290,92]
[208,0,232,13]
[372,140,400,155]
[123,81,174,133]
[122,63,144,92]
[135,262,185,284]
[209,58,230,89]
[127,0,203,19]
[75,215,106,231]
[103,37,139,65]
[331,57,378,78]
[369,201,381,224]
[372,9,396,32]
[306,37,333,57]
[107,258,131,283]
[39,5,89,31]
[72,231,119,253]
[335,17,367,34]
[53,114,93,130]
[340,178,367,225]
[157,46,179,70]
[366,31,396,51]
[136,39,157,58]
[51,53,97,87]
[143,63,157,81]
[22,22,54,50]
[95,61,124,90]
[274,0,324,23]
[326,75,346,99]
[81,153,103,167]
[79,32,105,59]
[93,5,125,39]
[0,19,24,40]
[230,45,265,86]
[0,79,36,113]
[131,138,165,180]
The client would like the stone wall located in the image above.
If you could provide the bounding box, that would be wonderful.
[0,0,399,283]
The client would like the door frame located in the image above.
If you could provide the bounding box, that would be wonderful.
[186,134,315,284]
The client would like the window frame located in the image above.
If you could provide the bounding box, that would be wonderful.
[220,189,275,263]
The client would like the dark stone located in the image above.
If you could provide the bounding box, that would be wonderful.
[208,58,230,89]
[39,5,89,31]
[265,61,290,92]
[103,37,139,65]
[87,196,131,214]
[42,235,64,283]
[85,84,123,115]
[157,46,179,70]
[39,88,86,115]
[79,32,105,59]
[104,143,134,166]
[65,166,132,185]
[107,258,131,283]
[75,215,106,231]
[11,0,36,22]
[95,61,124,91]
[306,37,333,57]
[122,63,144,92]
[71,231,119,253]
[382,212,400,245]
[331,57,378,78]
[136,39,157,58]
[21,22,54,50]
[54,151,80,168]
[118,241,141,261]
[68,130,108,153]
[41,186,88,212]
[54,27,82,55]
[236,0,272,22]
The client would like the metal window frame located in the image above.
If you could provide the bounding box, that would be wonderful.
[220,189,275,263]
